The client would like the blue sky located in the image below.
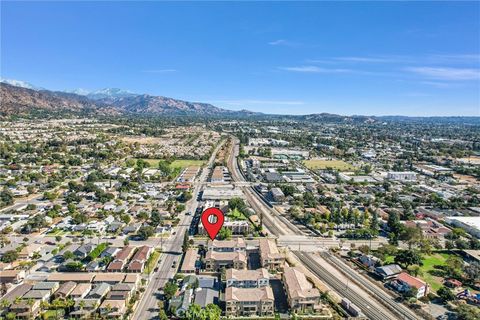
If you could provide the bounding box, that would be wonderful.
[1,1,479,116]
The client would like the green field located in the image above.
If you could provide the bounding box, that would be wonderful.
[138,159,205,169]
[384,252,451,292]
[303,159,354,171]
[420,252,450,292]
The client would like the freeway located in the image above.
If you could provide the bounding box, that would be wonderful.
[294,251,399,320]
[131,141,224,320]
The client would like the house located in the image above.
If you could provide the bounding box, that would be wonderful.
[47,273,94,283]
[204,251,247,271]
[375,264,403,280]
[93,273,126,284]
[194,288,219,308]
[99,299,126,318]
[70,283,92,300]
[23,289,51,302]
[100,247,120,259]
[0,283,32,305]
[259,238,284,271]
[283,267,322,313]
[391,272,429,298]
[32,281,60,293]
[0,270,25,284]
[225,268,269,288]
[127,246,152,273]
[107,246,134,272]
[54,281,77,299]
[197,275,218,289]
[225,287,275,317]
[71,299,100,318]
[358,255,381,270]
[9,300,41,319]
[87,283,111,299]
[73,244,94,259]
[106,290,131,301]
[180,248,198,274]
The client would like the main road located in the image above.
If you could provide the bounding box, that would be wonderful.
[131,141,224,320]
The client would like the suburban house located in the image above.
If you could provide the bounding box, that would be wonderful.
[180,248,198,274]
[391,272,429,298]
[283,267,322,313]
[107,246,135,272]
[54,281,77,299]
[375,264,403,280]
[225,268,269,288]
[70,283,92,300]
[225,287,275,317]
[127,246,152,273]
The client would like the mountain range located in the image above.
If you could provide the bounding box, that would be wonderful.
[0,79,478,124]
[0,79,251,117]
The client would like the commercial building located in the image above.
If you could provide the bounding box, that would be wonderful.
[445,216,480,238]
[387,171,417,182]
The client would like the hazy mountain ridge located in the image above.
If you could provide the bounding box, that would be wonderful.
[0,80,478,123]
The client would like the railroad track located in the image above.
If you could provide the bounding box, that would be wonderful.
[294,251,399,320]
[320,252,420,320]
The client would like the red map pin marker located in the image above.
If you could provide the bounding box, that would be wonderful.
[201,207,224,240]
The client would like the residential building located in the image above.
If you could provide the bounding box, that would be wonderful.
[208,238,246,252]
[375,264,403,280]
[259,238,284,271]
[127,246,152,273]
[225,268,269,288]
[205,251,247,271]
[107,246,135,272]
[225,287,275,317]
[391,272,429,298]
[180,248,198,274]
[283,267,322,312]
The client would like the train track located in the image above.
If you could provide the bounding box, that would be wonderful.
[294,251,398,320]
[320,252,420,320]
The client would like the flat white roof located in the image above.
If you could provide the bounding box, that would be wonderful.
[447,216,480,230]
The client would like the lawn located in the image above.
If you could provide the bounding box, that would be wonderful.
[144,250,161,275]
[420,252,450,292]
[384,252,451,292]
[303,159,355,171]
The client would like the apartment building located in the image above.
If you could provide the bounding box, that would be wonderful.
[208,238,246,253]
[283,267,322,312]
[225,268,269,288]
[205,251,247,271]
[259,238,284,271]
[225,287,275,317]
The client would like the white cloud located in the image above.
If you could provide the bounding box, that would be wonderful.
[278,66,352,73]
[268,39,298,46]
[333,56,393,63]
[405,67,480,80]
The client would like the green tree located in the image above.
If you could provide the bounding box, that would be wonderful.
[457,304,480,320]
[394,250,422,268]
[437,286,455,302]
[0,250,18,263]
[164,282,178,300]
[217,227,232,240]
[182,233,190,253]
[137,226,155,240]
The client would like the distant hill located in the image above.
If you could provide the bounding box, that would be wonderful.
[0,82,257,117]
[0,83,117,116]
